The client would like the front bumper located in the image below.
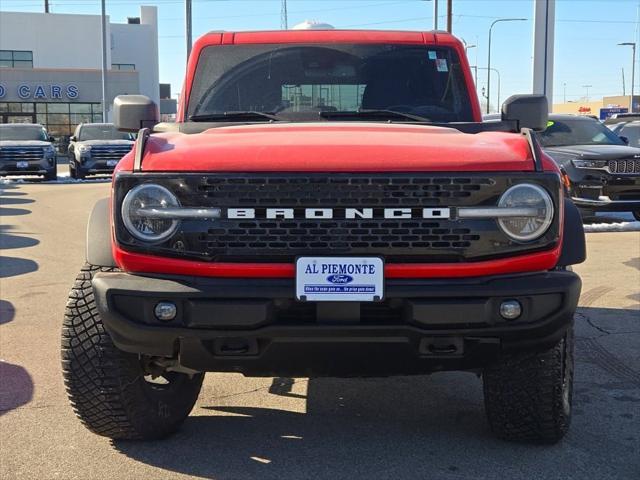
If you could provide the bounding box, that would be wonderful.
[569,172,640,211]
[92,270,581,377]
[0,158,56,176]
[571,195,640,211]
[77,157,118,176]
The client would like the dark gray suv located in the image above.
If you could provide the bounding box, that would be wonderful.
[0,123,57,181]
[68,123,134,179]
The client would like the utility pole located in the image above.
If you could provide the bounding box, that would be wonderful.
[186,0,193,60]
[44,0,49,13]
[618,42,636,112]
[563,82,567,103]
[582,84,592,102]
[433,0,438,30]
[622,67,626,96]
[100,0,108,122]
[446,0,452,33]
[281,0,288,30]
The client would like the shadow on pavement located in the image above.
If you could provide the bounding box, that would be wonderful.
[113,373,496,479]
[0,299,15,325]
[0,361,34,417]
[0,225,40,250]
[0,185,39,279]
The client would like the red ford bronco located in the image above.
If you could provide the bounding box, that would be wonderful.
[61,30,585,443]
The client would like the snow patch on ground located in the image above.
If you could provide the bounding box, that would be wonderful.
[1,174,110,184]
[584,212,640,232]
[583,221,640,233]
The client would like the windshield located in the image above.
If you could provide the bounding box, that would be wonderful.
[188,44,473,122]
[0,125,48,141]
[618,124,640,147]
[79,125,134,141]
[539,118,625,147]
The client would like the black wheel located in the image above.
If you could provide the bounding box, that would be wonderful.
[482,326,574,443]
[69,158,77,179]
[633,211,640,222]
[74,162,86,180]
[61,264,204,440]
[43,168,57,181]
[577,208,595,222]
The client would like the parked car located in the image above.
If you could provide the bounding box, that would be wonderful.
[610,120,640,148]
[0,123,57,181]
[68,123,134,179]
[539,114,640,220]
[62,30,585,444]
[604,112,640,126]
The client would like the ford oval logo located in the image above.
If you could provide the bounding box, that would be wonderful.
[327,274,353,285]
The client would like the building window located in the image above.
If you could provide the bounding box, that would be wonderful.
[112,63,135,71]
[1,101,102,141]
[0,50,33,68]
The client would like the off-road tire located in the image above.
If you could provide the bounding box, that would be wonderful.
[61,263,204,440]
[483,326,574,444]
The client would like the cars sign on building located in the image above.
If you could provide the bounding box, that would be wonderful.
[0,7,159,144]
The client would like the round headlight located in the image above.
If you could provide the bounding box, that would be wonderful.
[498,183,554,242]
[121,184,180,243]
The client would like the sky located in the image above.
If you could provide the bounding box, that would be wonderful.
[1,0,639,108]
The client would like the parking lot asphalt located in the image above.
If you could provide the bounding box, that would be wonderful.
[1,179,639,480]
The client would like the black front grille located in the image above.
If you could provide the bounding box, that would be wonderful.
[0,146,44,161]
[195,175,494,206]
[608,159,640,174]
[91,145,132,161]
[201,220,480,253]
[114,173,562,263]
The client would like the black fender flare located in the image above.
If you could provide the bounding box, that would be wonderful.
[557,198,586,267]
[86,198,116,267]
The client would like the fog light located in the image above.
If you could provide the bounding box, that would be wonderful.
[154,302,177,321]
[499,300,522,320]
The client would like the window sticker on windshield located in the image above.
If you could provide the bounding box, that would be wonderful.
[428,50,438,60]
[436,58,448,72]
[547,120,555,127]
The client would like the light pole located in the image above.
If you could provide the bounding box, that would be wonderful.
[487,18,526,114]
[618,42,636,112]
[563,82,567,103]
[463,42,477,85]
[476,67,501,112]
[186,0,192,59]
[582,84,592,102]
[100,0,108,122]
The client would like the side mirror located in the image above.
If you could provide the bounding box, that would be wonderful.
[49,136,56,143]
[113,95,159,132]
[69,135,76,142]
[501,94,549,132]
[620,135,629,145]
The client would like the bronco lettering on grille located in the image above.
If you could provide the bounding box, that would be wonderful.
[227,207,451,220]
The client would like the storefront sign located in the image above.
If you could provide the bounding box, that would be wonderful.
[0,83,78,100]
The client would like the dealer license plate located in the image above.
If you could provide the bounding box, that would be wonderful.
[106,160,119,167]
[295,257,384,302]
[16,161,29,168]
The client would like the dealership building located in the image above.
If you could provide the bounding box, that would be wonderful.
[0,6,169,146]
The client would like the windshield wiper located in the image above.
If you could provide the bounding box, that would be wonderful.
[190,111,282,122]
[319,109,430,122]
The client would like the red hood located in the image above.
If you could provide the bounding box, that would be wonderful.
[120,123,538,173]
